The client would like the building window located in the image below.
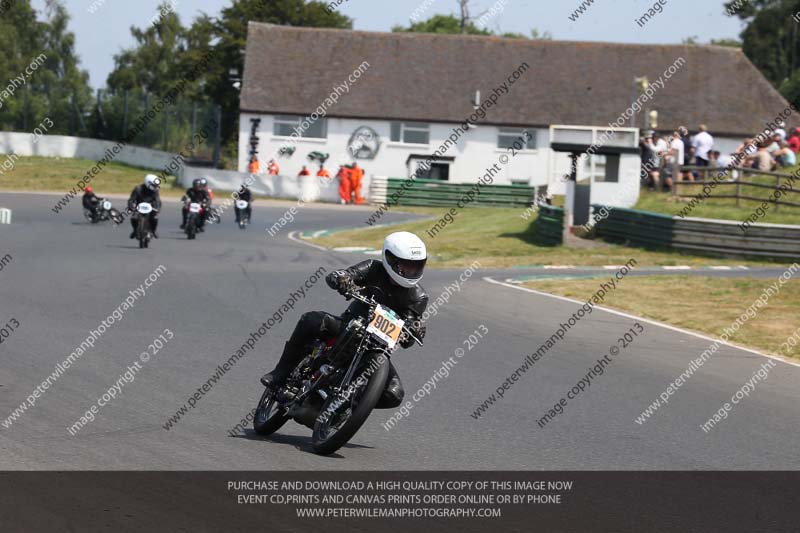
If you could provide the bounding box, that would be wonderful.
[498,128,536,150]
[273,115,327,139]
[390,122,430,145]
[585,154,620,182]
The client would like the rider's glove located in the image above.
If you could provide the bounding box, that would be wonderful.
[326,271,353,296]
[400,324,425,348]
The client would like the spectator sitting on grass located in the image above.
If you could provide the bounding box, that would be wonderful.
[774,141,797,168]
[753,142,775,172]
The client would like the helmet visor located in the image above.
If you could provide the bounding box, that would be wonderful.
[386,250,426,280]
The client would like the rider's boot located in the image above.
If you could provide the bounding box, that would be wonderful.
[260,341,306,388]
[376,363,404,409]
[151,217,159,238]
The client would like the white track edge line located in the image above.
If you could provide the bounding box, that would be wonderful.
[483,276,800,369]
[287,230,329,251]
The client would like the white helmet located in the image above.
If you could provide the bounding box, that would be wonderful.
[144,174,160,191]
[382,231,427,288]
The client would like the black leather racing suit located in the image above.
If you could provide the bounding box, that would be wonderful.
[182,187,211,228]
[235,187,253,224]
[82,192,100,221]
[275,259,428,409]
[127,184,161,235]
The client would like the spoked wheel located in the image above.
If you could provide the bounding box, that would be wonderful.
[312,355,389,455]
[138,217,149,249]
[109,209,124,225]
[253,387,290,436]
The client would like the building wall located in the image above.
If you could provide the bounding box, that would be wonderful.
[238,113,551,186]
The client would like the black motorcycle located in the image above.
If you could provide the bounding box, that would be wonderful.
[84,198,124,225]
[134,202,156,249]
[253,286,422,455]
[184,201,204,240]
[235,199,250,229]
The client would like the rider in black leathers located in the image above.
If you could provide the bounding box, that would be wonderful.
[261,235,429,409]
[82,186,100,222]
[181,179,211,231]
[235,184,253,225]
[127,175,162,238]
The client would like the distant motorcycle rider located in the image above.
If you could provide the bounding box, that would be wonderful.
[127,175,161,238]
[261,231,429,409]
[82,186,100,222]
[181,178,211,231]
[235,182,253,225]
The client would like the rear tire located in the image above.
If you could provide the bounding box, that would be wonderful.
[253,388,290,436]
[312,354,389,455]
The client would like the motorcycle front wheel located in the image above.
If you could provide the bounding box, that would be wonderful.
[137,217,149,249]
[312,354,389,455]
[253,388,290,436]
[109,208,124,225]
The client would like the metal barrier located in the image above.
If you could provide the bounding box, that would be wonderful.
[534,205,564,246]
[0,208,11,224]
[592,204,800,259]
[379,177,536,208]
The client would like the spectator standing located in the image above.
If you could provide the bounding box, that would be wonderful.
[788,128,800,154]
[267,159,280,176]
[298,165,311,177]
[692,124,714,167]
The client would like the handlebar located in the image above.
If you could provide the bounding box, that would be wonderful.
[344,286,424,347]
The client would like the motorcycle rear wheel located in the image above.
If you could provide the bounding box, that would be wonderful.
[312,354,389,455]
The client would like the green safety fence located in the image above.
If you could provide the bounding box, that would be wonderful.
[592,205,800,259]
[534,205,564,246]
[385,178,536,208]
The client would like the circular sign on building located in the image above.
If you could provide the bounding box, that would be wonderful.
[347,126,381,160]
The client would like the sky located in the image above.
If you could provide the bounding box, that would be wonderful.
[34,0,747,89]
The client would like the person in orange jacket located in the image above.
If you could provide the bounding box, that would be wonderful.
[317,166,331,179]
[350,162,365,204]
[337,164,352,204]
[248,157,260,175]
[267,159,279,176]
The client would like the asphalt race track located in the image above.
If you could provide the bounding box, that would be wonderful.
[1,192,799,470]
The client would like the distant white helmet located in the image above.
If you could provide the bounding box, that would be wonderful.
[382,231,427,288]
[144,174,160,191]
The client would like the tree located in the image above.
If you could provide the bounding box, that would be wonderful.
[392,14,491,35]
[724,0,800,97]
[0,0,91,134]
[104,0,352,158]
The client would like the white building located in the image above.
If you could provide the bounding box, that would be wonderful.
[239,23,791,209]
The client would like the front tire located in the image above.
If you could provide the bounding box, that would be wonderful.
[253,388,290,436]
[137,217,149,249]
[109,208,124,225]
[312,354,389,455]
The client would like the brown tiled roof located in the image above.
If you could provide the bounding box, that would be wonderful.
[241,22,792,137]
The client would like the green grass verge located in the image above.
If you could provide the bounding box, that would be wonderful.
[0,155,182,196]
[312,206,779,268]
[522,275,800,358]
